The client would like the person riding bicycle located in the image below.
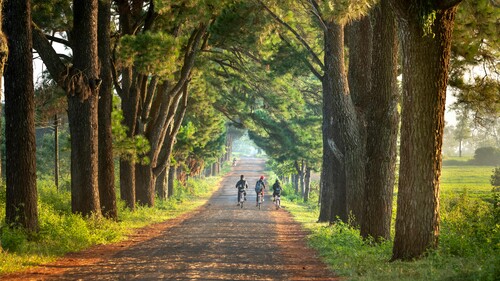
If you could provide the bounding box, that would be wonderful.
[235,175,248,205]
[272,179,282,202]
[255,176,266,207]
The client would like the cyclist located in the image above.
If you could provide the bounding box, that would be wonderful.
[235,175,248,205]
[272,179,282,202]
[255,176,266,207]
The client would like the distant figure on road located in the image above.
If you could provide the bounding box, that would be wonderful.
[272,179,282,202]
[255,176,266,206]
[232,158,236,166]
[235,174,248,205]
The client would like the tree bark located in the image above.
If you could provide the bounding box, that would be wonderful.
[392,2,458,260]
[346,16,372,109]
[360,0,399,242]
[4,0,39,231]
[304,167,311,202]
[300,160,305,197]
[346,16,373,227]
[68,0,101,216]
[54,115,59,190]
[292,173,299,194]
[168,165,176,198]
[325,26,348,224]
[120,159,136,210]
[156,167,168,200]
[135,163,156,206]
[97,0,117,219]
[318,74,336,222]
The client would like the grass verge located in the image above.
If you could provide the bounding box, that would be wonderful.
[280,165,499,281]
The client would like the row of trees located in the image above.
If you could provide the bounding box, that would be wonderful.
[2,0,497,263]
[3,0,234,231]
[204,0,426,260]
[201,0,498,261]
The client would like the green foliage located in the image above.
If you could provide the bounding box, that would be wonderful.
[32,0,72,32]
[491,167,500,187]
[112,96,150,164]
[314,0,376,25]
[471,147,500,166]
[450,0,500,124]
[440,191,499,257]
[174,71,228,172]
[118,32,180,80]
[36,128,71,178]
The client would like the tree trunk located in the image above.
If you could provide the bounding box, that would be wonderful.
[120,160,135,210]
[346,15,372,227]
[360,0,399,242]
[68,0,101,216]
[292,173,299,194]
[346,16,372,109]
[4,0,38,231]
[118,71,141,210]
[156,168,167,200]
[392,3,458,260]
[97,0,117,219]
[168,165,175,198]
[324,22,356,224]
[0,0,6,181]
[300,160,305,197]
[136,163,155,206]
[54,115,60,190]
[304,167,311,202]
[318,76,336,222]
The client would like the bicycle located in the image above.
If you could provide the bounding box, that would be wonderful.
[274,194,281,210]
[238,190,245,208]
[257,192,263,210]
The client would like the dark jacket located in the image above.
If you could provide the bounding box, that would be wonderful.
[236,179,248,191]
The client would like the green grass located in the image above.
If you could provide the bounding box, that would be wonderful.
[0,174,223,274]
[281,165,499,281]
[440,166,496,199]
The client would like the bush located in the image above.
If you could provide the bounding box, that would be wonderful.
[440,190,499,257]
[470,147,500,166]
[491,167,500,187]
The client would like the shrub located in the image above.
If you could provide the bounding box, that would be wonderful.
[491,167,500,187]
[440,190,499,257]
[470,147,500,166]
[0,227,28,252]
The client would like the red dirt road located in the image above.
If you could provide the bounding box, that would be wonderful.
[2,157,338,280]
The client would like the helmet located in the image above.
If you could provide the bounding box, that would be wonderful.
[240,175,244,179]
[260,176,264,180]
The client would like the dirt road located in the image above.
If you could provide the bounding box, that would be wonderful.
[3,157,338,280]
